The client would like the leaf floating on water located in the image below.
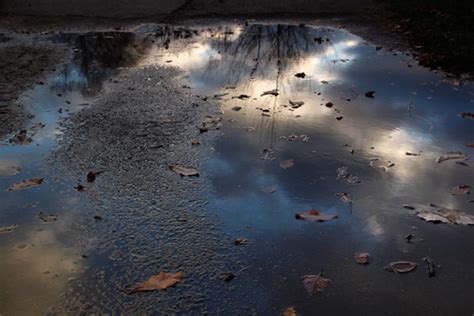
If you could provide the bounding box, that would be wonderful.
[321,80,329,84]
[325,102,333,108]
[280,159,295,169]
[417,206,474,225]
[450,185,471,196]
[0,165,21,177]
[169,165,199,177]
[260,148,276,160]
[459,112,474,120]
[231,106,242,111]
[261,89,279,97]
[384,261,417,273]
[9,130,31,145]
[0,225,17,234]
[295,209,338,222]
[37,211,58,223]
[354,252,369,264]
[365,91,375,98]
[336,192,352,204]
[6,178,43,191]
[289,100,304,109]
[129,271,183,293]
[405,151,421,156]
[436,151,468,163]
[302,273,331,295]
[260,186,277,194]
[336,166,361,184]
[294,72,306,78]
[234,238,249,246]
[232,94,250,100]
[282,306,298,316]
[422,256,436,277]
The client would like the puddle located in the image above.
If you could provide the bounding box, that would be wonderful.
[1,23,473,314]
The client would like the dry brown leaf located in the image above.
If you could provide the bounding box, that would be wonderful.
[282,307,298,316]
[280,159,295,169]
[0,165,21,177]
[336,166,361,184]
[302,274,331,294]
[354,252,369,264]
[436,151,468,163]
[295,209,338,222]
[417,206,474,225]
[6,178,43,191]
[450,185,471,196]
[130,271,182,293]
[384,261,417,273]
[0,225,17,234]
[169,165,199,177]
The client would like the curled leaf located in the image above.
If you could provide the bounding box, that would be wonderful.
[7,178,43,191]
[129,271,182,293]
[417,206,474,225]
[422,256,436,277]
[169,165,199,177]
[295,209,338,222]
[384,261,417,273]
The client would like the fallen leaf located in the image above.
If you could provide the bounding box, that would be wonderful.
[231,106,242,111]
[289,100,304,109]
[436,151,468,163]
[261,148,276,160]
[219,272,235,282]
[422,256,436,277]
[6,178,43,191]
[232,94,250,100]
[450,185,470,196]
[354,252,369,264]
[280,159,295,169]
[416,211,449,224]
[417,206,474,225]
[384,261,417,273]
[260,186,277,193]
[295,209,338,222]
[169,165,199,177]
[234,238,249,245]
[405,151,421,156]
[336,166,361,184]
[321,80,329,84]
[336,192,352,204]
[459,112,474,120]
[302,273,330,294]
[261,89,279,97]
[466,144,474,148]
[9,130,31,145]
[295,72,306,78]
[130,271,183,293]
[282,307,298,316]
[0,225,17,233]
[37,211,58,223]
[365,91,375,98]
[0,165,21,177]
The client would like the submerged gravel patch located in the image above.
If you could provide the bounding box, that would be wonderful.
[52,66,249,314]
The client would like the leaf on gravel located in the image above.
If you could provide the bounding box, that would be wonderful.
[336,166,361,184]
[436,151,468,163]
[450,185,470,196]
[336,192,352,204]
[280,159,295,169]
[0,165,21,177]
[282,307,298,316]
[232,94,250,100]
[295,72,306,78]
[0,225,18,234]
[289,100,304,109]
[365,91,375,98]
[295,209,338,222]
[302,273,331,294]
[169,165,199,177]
[234,238,249,245]
[459,112,474,120]
[37,211,58,223]
[417,206,474,225]
[260,186,277,193]
[6,178,43,191]
[384,261,417,273]
[261,89,279,97]
[130,271,182,293]
[354,252,369,264]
